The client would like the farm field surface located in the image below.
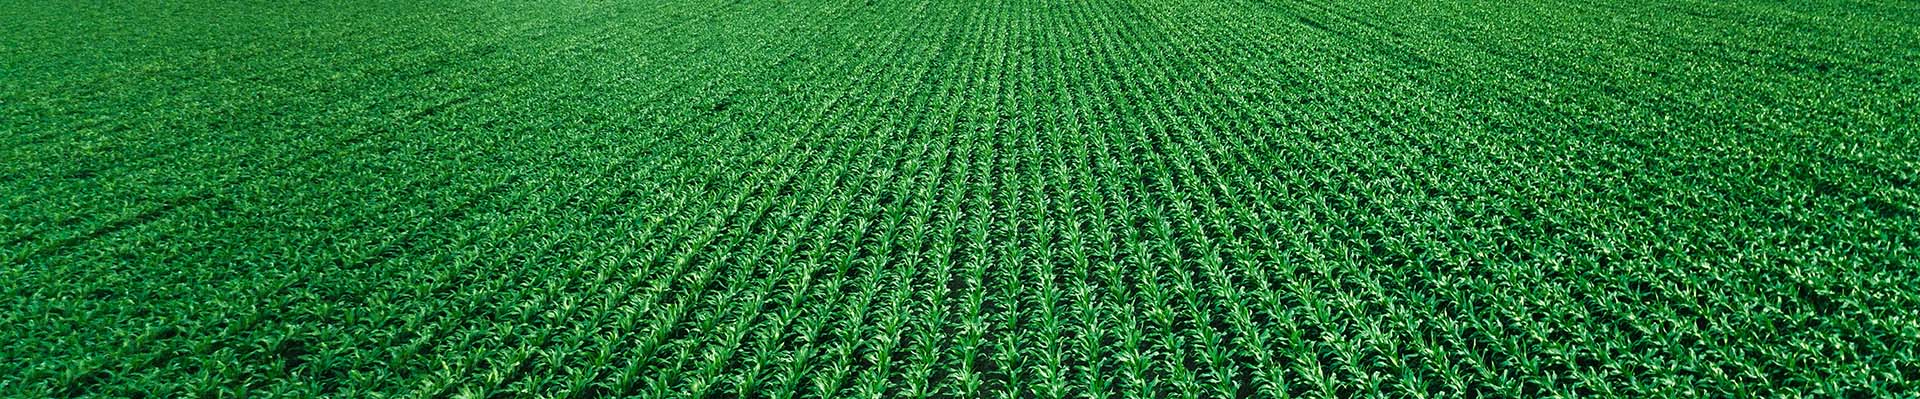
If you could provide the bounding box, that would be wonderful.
[3,0,1919,397]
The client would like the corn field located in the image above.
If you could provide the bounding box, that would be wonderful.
[3,0,1917,397]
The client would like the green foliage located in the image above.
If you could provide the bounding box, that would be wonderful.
[2,0,1917,397]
